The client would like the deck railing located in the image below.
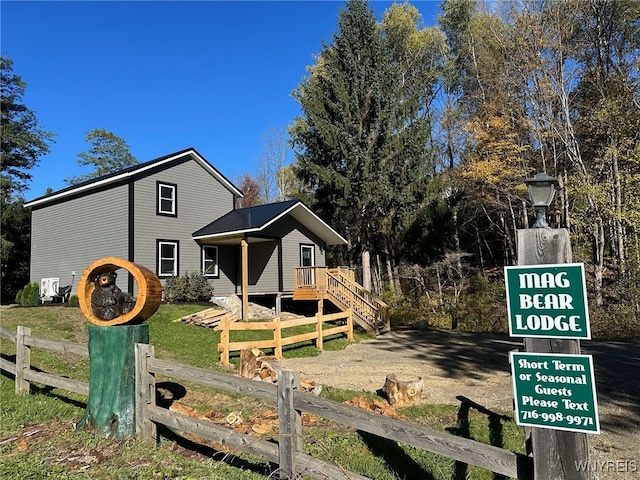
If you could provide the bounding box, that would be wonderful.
[294,266,327,293]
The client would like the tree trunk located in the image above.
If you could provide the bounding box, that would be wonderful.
[561,170,570,229]
[593,216,605,307]
[393,263,403,297]
[612,148,626,275]
[373,254,383,294]
[385,253,396,295]
[452,209,463,276]
[77,324,149,438]
[362,250,372,291]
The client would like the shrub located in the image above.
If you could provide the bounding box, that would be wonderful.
[589,272,640,341]
[163,272,212,303]
[456,275,508,333]
[15,282,41,307]
[67,294,79,307]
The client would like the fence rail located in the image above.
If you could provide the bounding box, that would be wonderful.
[136,343,531,479]
[1,325,533,479]
[0,326,89,396]
[216,311,353,365]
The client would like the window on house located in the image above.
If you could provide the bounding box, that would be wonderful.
[300,244,315,267]
[157,240,179,277]
[202,245,219,277]
[157,182,177,216]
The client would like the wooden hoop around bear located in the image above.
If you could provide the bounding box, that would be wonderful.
[78,257,162,326]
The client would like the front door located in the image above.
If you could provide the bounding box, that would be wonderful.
[300,245,315,285]
[300,244,315,267]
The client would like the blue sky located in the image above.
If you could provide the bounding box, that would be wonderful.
[2,1,441,201]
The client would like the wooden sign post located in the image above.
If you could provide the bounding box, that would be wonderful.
[76,257,162,438]
[515,229,591,480]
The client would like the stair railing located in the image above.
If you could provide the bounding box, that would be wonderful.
[325,270,379,333]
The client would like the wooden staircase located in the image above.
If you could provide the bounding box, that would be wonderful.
[293,267,390,335]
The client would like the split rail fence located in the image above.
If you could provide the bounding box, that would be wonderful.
[216,310,353,365]
[1,325,533,479]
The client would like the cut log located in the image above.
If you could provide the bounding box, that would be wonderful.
[239,348,265,378]
[257,356,281,382]
[78,257,161,326]
[381,374,424,406]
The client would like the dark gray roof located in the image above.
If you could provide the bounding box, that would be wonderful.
[193,200,299,237]
[25,147,242,207]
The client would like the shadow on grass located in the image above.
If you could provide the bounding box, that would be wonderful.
[157,423,276,477]
[0,353,87,410]
[358,430,435,480]
[446,396,526,480]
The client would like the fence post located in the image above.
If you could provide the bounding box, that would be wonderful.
[220,317,230,365]
[347,309,354,341]
[135,343,157,443]
[15,326,31,395]
[278,370,302,479]
[274,317,283,359]
[517,228,589,480]
[316,300,324,351]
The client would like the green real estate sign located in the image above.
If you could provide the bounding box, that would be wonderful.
[504,263,590,339]
[510,352,600,434]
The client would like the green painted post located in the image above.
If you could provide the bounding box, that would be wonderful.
[77,323,149,438]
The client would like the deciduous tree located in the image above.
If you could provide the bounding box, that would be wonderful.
[255,127,293,203]
[237,173,262,208]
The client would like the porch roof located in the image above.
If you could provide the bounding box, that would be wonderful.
[193,200,347,246]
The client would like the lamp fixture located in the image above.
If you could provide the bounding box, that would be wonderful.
[524,172,557,228]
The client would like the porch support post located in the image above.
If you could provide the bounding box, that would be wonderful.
[241,237,249,320]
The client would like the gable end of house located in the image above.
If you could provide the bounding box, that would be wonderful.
[25,147,243,208]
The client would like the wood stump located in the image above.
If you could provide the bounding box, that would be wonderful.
[240,348,264,378]
[77,323,149,438]
[381,374,424,406]
[238,348,281,382]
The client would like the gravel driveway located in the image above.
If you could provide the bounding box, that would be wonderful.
[282,328,640,479]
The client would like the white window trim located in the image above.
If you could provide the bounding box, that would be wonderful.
[158,240,178,277]
[158,183,176,216]
[300,244,315,267]
[202,245,219,277]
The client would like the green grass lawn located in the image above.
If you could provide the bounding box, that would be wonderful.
[0,304,525,479]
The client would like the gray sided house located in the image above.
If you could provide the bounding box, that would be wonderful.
[25,148,347,316]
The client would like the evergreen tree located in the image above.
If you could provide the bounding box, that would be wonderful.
[65,128,137,185]
[0,57,54,303]
[1,57,54,200]
[291,0,442,291]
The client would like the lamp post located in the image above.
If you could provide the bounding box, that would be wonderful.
[524,172,557,228]
[516,175,590,479]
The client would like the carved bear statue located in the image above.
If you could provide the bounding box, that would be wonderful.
[90,272,131,321]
